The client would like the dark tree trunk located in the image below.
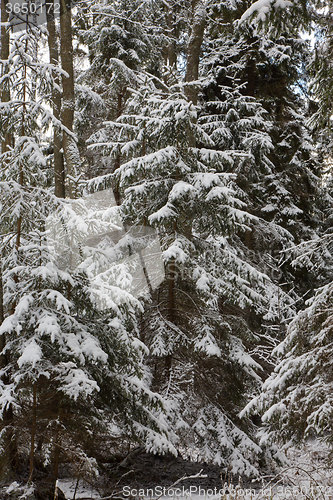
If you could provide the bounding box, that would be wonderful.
[246,57,256,96]
[1,0,11,155]
[0,269,17,477]
[28,385,37,483]
[60,0,81,198]
[0,2,18,477]
[185,0,206,105]
[165,2,177,68]
[112,91,125,205]
[47,0,65,198]
[168,221,178,323]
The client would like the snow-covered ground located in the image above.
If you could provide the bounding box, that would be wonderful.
[4,441,333,499]
[57,441,333,500]
[57,479,100,499]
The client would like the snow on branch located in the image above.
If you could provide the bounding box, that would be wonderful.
[239,0,293,23]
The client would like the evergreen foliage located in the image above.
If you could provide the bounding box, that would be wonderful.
[0,22,173,481]
[308,2,333,158]
[87,68,299,473]
[202,0,327,307]
[235,0,333,462]
[241,265,333,452]
[0,0,333,485]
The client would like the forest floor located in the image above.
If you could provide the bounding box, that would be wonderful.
[2,441,333,499]
[59,440,333,500]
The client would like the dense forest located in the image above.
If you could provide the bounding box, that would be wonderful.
[1,0,333,495]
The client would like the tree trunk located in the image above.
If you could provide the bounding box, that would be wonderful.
[168,258,176,322]
[0,268,17,477]
[28,385,37,483]
[47,0,66,198]
[0,3,18,477]
[165,2,177,68]
[168,221,178,322]
[52,407,62,488]
[1,0,11,155]
[112,91,124,205]
[60,0,81,198]
[246,57,256,97]
[185,0,206,105]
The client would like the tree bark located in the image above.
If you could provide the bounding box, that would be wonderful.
[185,0,206,105]
[0,268,17,477]
[28,385,37,483]
[168,221,178,323]
[1,0,11,155]
[52,407,62,488]
[165,2,177,68]
[47,0,66,198]
[0,3,18,477]
[112,91,124,205]
[60,0,81,198]
[246,57,256,97]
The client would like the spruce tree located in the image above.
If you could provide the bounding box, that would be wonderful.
[238,0,333,460]
[202,0,326,312]
[88,67,292,474]
[240,235,333,455]
[0,21,173,484]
